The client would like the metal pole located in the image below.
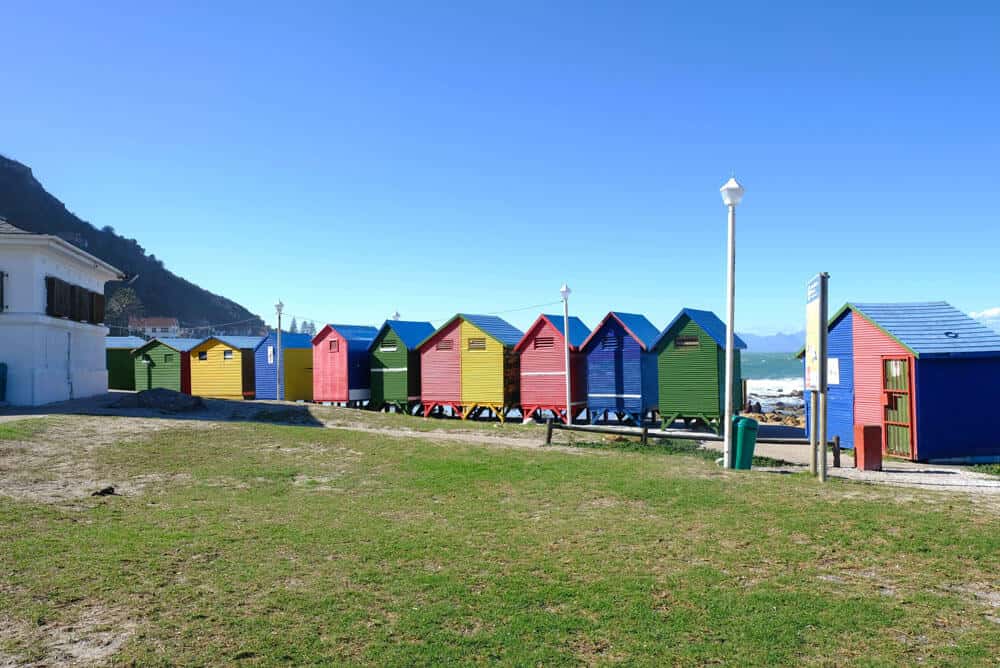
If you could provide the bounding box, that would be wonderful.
[819,391,828,481]
[563,292,572,425]
[817,272,829,481]
[809,391,818,475]
[723,203,737,468]
[275,301,284,401]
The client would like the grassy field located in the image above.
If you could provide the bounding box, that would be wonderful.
[1,415,998,665]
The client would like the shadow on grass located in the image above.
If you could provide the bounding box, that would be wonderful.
[553,438,796,467]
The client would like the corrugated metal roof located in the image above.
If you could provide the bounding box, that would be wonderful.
[149,337,204,352]
[256,331,313,350]
[460,314,523,347]
[321,324,378,346]
[105,336,147,349]
[580,312,661,351]
[541,314,591,348]
[371,320,436,351]
[0,219,32,234]
[215,335,266,350]
[852,302,1000,358]
[652,308,747,351]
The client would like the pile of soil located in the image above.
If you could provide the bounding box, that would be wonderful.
[113,389,203,412]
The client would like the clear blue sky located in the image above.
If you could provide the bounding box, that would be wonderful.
[3,1,998,334]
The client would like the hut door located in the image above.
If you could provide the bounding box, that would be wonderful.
[881,357,913,458]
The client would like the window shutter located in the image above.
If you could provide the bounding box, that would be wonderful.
[90,292,106,324]
[0,270,5,312]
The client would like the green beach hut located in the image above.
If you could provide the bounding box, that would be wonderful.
[132,338,203,393]
[106,336,145,390]
[651,308,747,431]
[368,319,435,412]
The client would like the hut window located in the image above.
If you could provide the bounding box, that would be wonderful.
[164,353,174,363]
[380,340,398,352]
[534,336,554,349]
[436,339,453,351]
[601,334,622,350]
[198,351,208,361]
[267,346,274,364]
[467,337,487,351]
[329,340,339,353]
[675,336,700,349]
[223,350,234,360]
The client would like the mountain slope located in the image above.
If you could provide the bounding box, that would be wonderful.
[737,330,805,353]
[0,155,263,334]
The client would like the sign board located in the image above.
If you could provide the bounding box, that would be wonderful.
[804,274,829,392]
[827,357,839,385]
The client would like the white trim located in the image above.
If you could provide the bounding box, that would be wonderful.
[588,393,641,398]
[0,235,123,279]
[371,367,406,373]
[521,371,565,377]
[349,389,370,400]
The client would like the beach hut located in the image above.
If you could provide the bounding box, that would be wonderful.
[106,336,145,390]
[418,314,523,421]
[802,302,1000,462]
[312,324,378,404]
[650,308,746,431]
[132,337,202,393]
[581,312,661,424]
[368,320,435,412]
[188,337,247,400]
[216,336,264,399]
[254,331,314,401]
[514,313,590,423]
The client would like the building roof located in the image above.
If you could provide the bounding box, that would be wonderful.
[0,218,31,234]
[129,316,180,328]
[581,312,661,351]
[214,335,265,350]
[256,331,313,350]
[314,324,379,347]
[417,314,524,349]
[135,337,204,353]
[105,336,147,349]
[514,314,591,352]
[652,308,747,351]
[369,320,436,351]
[850,302,1000,358]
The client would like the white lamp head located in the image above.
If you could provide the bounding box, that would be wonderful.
[392,311,401,320]
[275,300,284,314]
[560,283,572,301]
[720,177,745,207]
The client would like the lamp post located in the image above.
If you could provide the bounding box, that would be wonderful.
[392,311,401,320]
[275,301,284,401]
[560,283,572,425]
[720,177,745,469]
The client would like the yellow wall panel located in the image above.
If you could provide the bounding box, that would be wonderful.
[283,348,313,401]
[460,321,504,405]
[190,339,243,400]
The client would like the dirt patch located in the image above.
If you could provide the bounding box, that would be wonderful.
[1,603,135,667]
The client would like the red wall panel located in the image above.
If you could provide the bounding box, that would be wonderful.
[313,328,348,402]
[420,319,461,404]
[519,318,586,409]
[852,311,915,449]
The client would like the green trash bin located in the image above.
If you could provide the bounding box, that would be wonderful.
[733,416,759,470]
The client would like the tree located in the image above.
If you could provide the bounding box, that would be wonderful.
[289,317,298,334]
[301,320,315,336]
[105,287,144,335]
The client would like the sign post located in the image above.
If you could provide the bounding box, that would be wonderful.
[805,273,829,481]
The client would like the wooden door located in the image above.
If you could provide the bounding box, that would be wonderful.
[881,357,914,458]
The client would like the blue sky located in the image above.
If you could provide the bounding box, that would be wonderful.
[2,1,998,334]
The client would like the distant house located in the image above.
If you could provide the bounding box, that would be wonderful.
[0,219,123,405]
[105,336,146,391]
[129,316,180,338]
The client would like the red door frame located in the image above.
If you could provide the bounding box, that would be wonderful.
[880,355,917,460]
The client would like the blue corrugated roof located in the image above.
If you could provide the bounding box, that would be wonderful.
[370,320,436,351]
[151,337,204,352]
[322,324,378,346]
[852,302,1000,358]
[461,314,523,346]
[215,335,265,350]
[105,336,147,349]
[256,331,313,350]
[541,314,591,348]
[613,312,661,349]
[652,308,747,351]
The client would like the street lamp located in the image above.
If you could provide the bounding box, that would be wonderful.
[720,177,744,468]
[275,301,284,401]
[560,283,572,425]
[392,310,401,320]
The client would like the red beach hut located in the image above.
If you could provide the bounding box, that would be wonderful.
[515,314,590,423]
[312,324,378,405]
[418,317,463,416]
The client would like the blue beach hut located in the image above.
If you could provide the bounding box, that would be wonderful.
[580,312,661,424]
[254,331,314,401]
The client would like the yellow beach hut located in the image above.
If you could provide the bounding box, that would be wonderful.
[189,337,245,400]
[456,314,523,421]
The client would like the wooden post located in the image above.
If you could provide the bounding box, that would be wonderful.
[641,425,648,446]
[545,418,554,445]
[833,435,841,468]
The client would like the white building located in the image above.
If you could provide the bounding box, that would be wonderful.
[0,219,123,406]
[128,316,180,338]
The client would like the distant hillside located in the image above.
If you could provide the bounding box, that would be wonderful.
[0,155,263,335]
[738,330,805,353]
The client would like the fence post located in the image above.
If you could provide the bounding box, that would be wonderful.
[545,419,554,445]
[833,435,841,468]
[641,425,648,446]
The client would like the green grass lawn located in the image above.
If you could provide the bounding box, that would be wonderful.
[1,416,998,665]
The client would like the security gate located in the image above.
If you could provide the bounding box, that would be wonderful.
[881,357,914,458]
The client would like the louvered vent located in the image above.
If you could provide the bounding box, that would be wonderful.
[467,337,486,351]
[534,336,554,349]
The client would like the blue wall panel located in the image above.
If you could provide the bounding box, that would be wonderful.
[914,357,1000,461]
[585,318,656,419]
[255,334,279,400]
[347,342,371,391]
[805,312,855,447]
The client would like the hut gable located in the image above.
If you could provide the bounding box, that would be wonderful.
[132,337,201,393]
[189,337,244,399]
[369,320,434,408]
[516,314,590,421]
[582,312,660,422]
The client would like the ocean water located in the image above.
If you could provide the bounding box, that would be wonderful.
[741,352,803,410]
